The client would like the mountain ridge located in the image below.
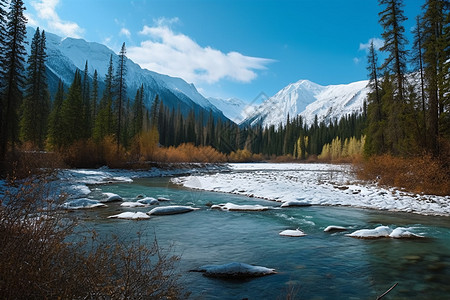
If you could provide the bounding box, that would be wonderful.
[241,78,369,127]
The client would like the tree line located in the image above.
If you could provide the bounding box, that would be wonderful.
[0,0,448,167]
[365,0,449,157]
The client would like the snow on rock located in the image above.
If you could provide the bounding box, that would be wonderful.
[280,200,312,207]
[138,197,159,205]
[62,198,106,210]
[193,262,276,279]
[108,212,150,220]
[346,226,392,238]
[389,227,424,239]
[120,201,148,208]
[157,197,171,201]
[100,192,123,203]
[324,225,348,232]
[346,226,424,239]
[210,202,269,211]
[279,229,307,237]
[147,205,199,215]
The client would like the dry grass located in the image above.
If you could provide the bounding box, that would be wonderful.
[153,143,227,163]
[356,154,450,196]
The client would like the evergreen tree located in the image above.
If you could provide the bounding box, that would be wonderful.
[91,69,98,123]
[131,85,144,138]
[81,60,91,138]
[411,15,427,148]
[47,80,65,148]
[20,28,50,149]
[0,0,27,158]
[378,0,409,102]
[422,0,448,155]
[115,42,127,150]
[93,55,114,140]
[365,41,386,155]
[0,0,7,72]
[60,70,83,147]
[378,0,410,155]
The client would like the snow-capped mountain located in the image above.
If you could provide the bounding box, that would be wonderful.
[26,28,226,119]
[242,79,369,127]
[206,97,256,123]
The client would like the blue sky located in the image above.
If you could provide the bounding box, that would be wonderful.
[24,0,423,103]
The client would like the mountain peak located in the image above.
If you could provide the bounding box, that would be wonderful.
[242,79,369,127]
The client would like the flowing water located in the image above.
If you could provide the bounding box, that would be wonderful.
[73,177,450,299]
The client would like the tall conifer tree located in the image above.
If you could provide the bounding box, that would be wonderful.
[48,80,65,149]
[422,0,448,155]
[115,42,127,151]
[20,28,50,149]
[0,0,27,158]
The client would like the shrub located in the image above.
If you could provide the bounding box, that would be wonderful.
[0,175,188,299]
[356,154,450,196]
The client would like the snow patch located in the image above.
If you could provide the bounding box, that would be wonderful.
[108,212,150,220]
[147,205,199,215]
[210,203,269,211]
[279,229,307,237]
[62,198,106,210]
[193,262,276,278]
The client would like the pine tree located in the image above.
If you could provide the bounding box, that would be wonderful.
[47,80,65,149]
[115,42,127,151]
[93,55,114,141]
[81,60,91,138]
[131,85,144,138]
[422,0,448,155]
[0,0,27,158]
[365,41,386,155]
[20,28,50,149]
[91,69,98,123]
[378,0,409,102]
[411,15,427,148]
[378,0,410,155]
[60,70,83,147]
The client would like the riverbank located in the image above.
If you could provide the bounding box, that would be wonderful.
[173,163,450,217]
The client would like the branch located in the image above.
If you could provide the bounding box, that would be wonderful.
[376,283,398,300]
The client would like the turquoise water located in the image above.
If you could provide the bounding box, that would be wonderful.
[74,177,450,299]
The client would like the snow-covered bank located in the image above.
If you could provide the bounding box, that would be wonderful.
[173,163,450,217]
[54,164,229,200]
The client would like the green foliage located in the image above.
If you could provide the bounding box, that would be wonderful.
[20,28,50,149]
[0,0,27,158]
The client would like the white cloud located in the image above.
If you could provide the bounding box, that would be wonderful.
[359,38,384,52]
[128,24,273,84]
[353,57,361,64]
[31,0,84,38]
[120,28,131,38]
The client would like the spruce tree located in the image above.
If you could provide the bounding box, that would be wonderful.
[81,60,91,138]
[378,0,409,102]
[411,15,427,148]
[0,0,27,158]
[91,69,98,123]
[131,85,144,138]
[20,27,50,149]
[48,80,65,149]
[378,0,410,155]
[422,0,448,155]
[60,70,83,147]
[365,41,386,155]
[93,56,114,141]
[115,42,127,151]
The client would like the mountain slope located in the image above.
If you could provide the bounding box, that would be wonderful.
[207,97,255,123]
[27,29,226,119]
[242,79,369,127]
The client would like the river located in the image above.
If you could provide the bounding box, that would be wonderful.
[70,173,450,300]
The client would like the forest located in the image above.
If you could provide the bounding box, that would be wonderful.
[0,0,448,178]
